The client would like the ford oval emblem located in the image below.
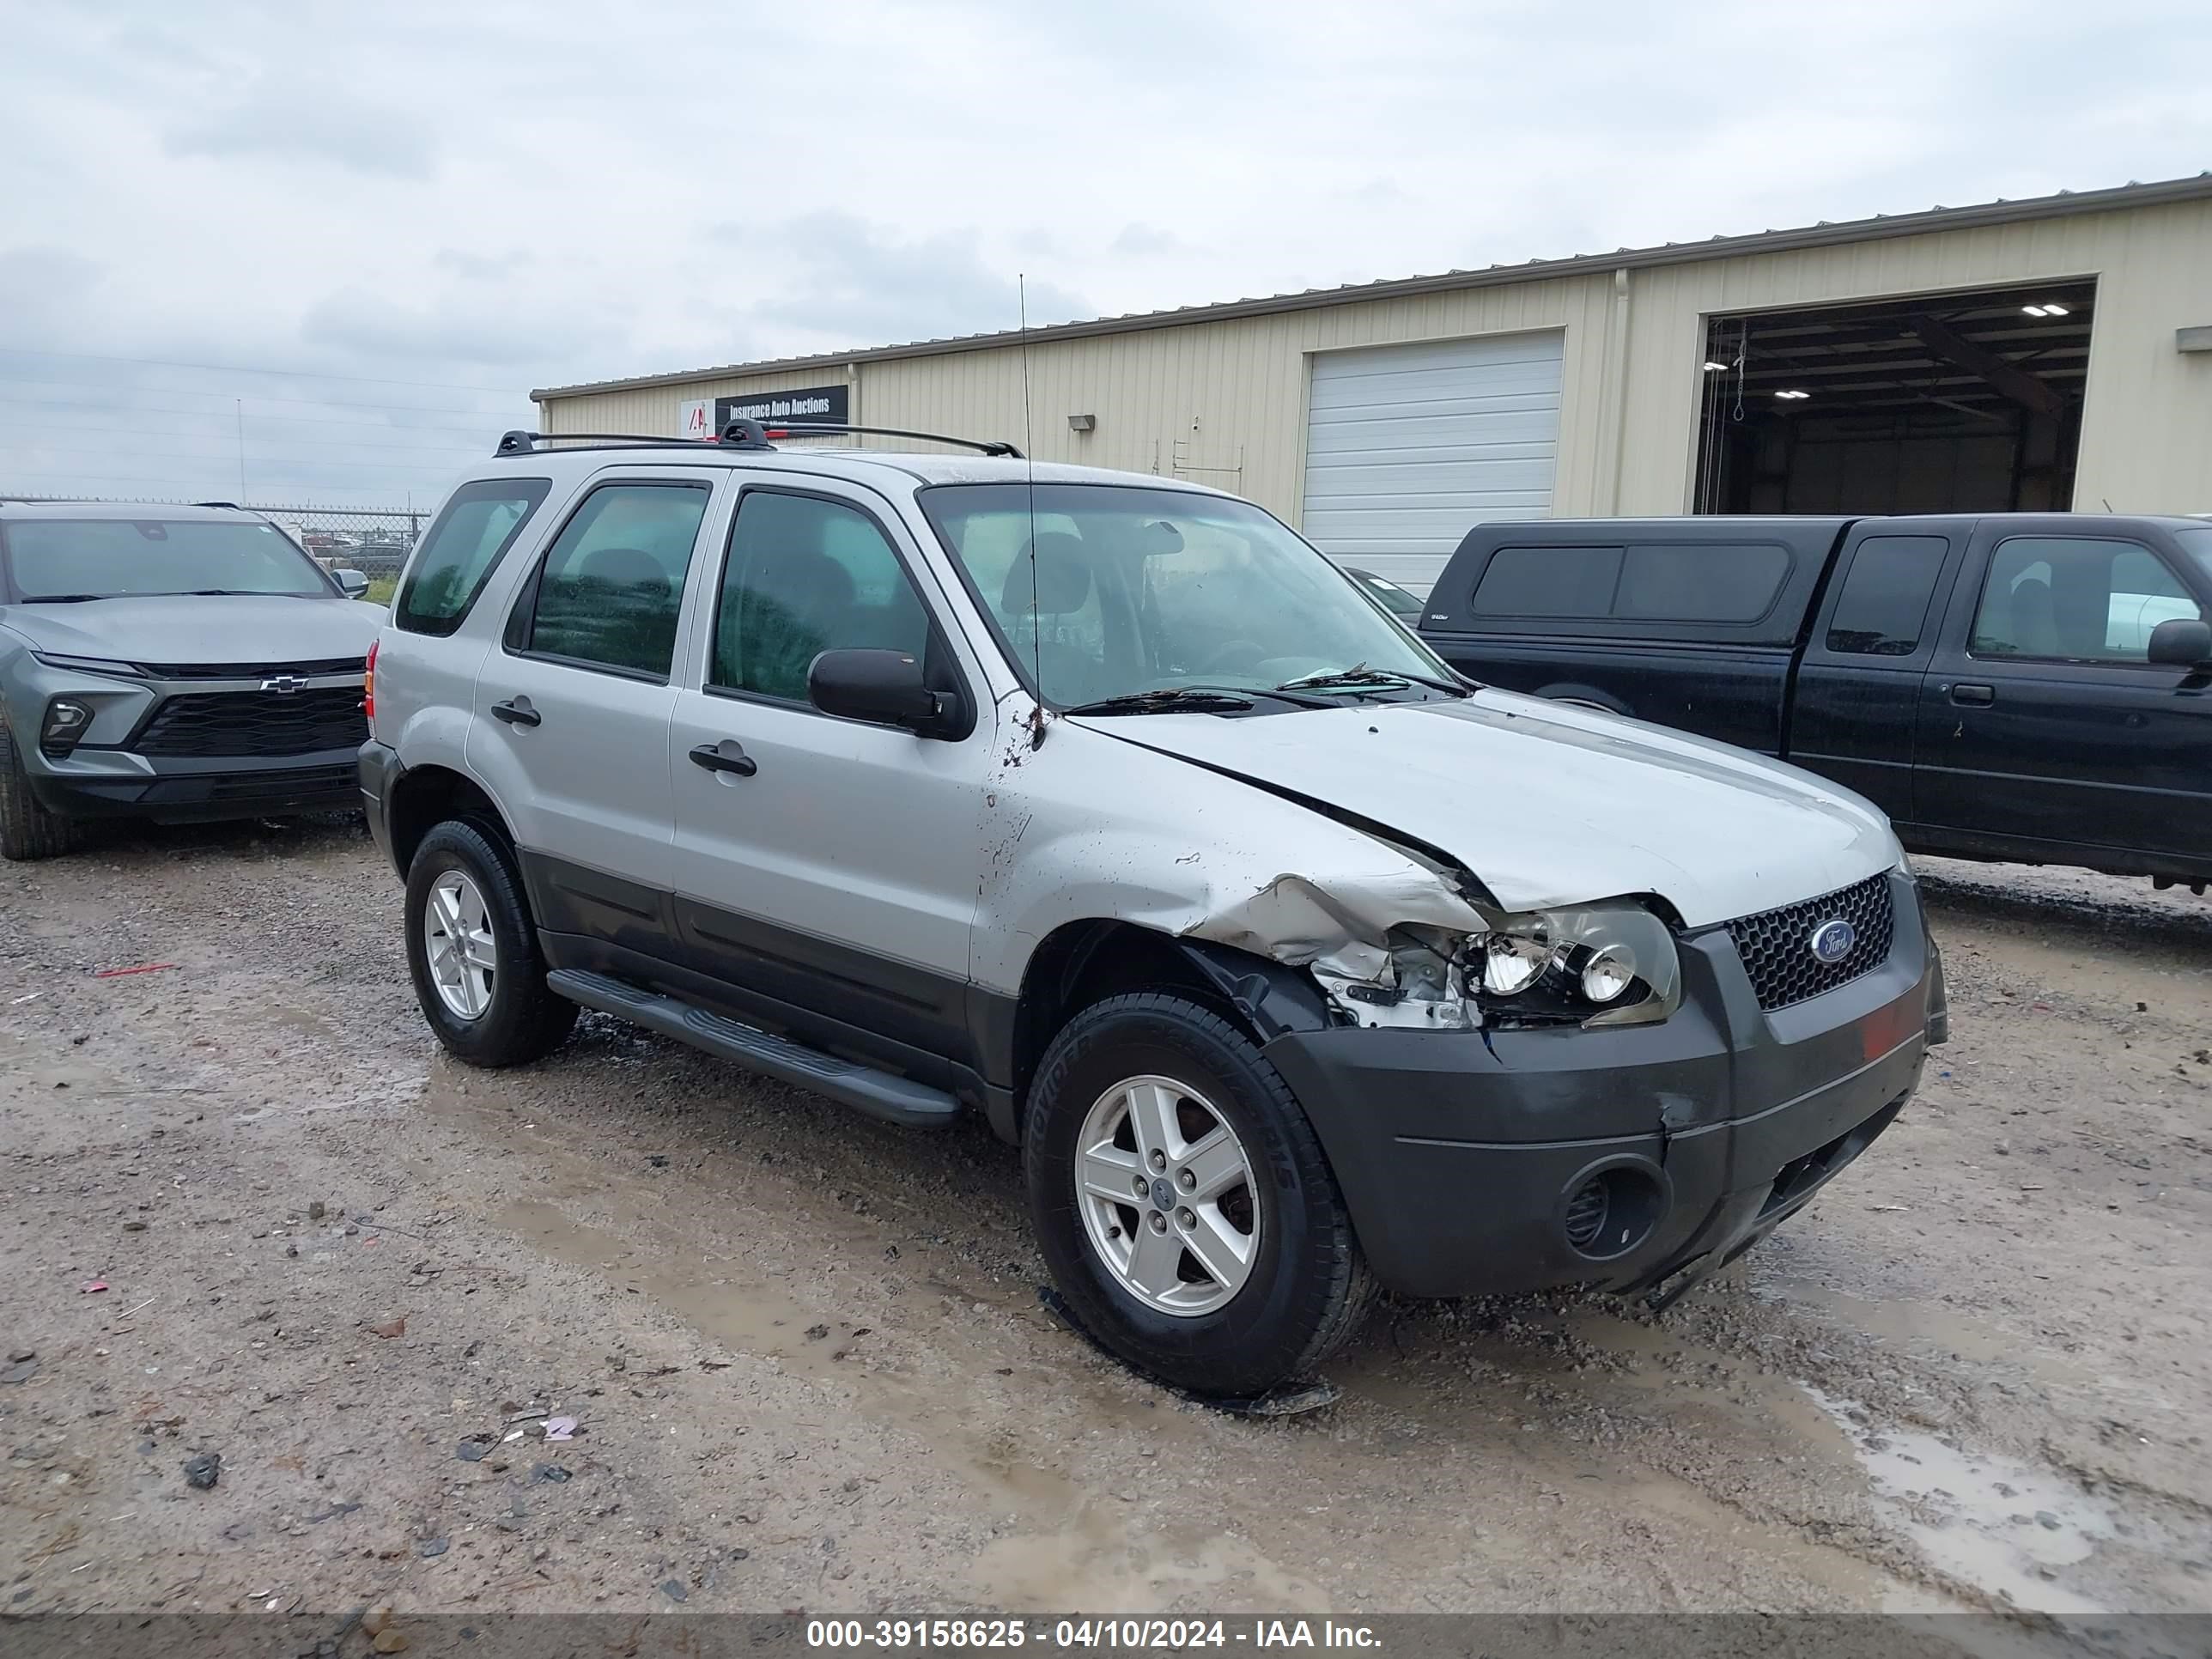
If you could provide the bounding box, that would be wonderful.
[1808,919,1856,964]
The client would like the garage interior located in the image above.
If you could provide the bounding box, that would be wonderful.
[1692,281,2095,515]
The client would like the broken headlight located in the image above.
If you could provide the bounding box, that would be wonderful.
[1315,926,1474,1030]
[1469,902,1680,1029]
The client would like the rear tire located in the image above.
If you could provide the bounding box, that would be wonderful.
[0,723,78,861]
[404,818,576,1066]
[1024,993,1375,1395]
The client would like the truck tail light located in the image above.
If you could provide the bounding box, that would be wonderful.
[363,640,377,723]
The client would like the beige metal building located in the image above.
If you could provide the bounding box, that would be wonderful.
[535,176,2212,592]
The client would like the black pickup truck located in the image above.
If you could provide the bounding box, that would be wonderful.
[1415,514,2212,889]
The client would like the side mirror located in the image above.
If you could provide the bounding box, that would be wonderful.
[808,648,958,735]
[333,568,371,599]
[2147,617,2212,669]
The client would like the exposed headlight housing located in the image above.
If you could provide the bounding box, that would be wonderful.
[1314,903,1680,1031]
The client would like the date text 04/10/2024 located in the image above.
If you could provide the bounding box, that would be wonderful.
[804,1620,1382,1650]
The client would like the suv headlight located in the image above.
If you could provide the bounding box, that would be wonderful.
[1315,902,1680,1031]
[1471,902,1680,1029]
[31,652,145,678]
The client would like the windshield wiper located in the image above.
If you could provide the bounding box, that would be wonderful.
[1274,663,1469,696]
[20,593,120,604]
[1061,687,1259,716]
[172,588,298,598]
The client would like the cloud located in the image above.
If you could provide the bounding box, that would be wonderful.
[703,214,1090,347]
[299,288,619,371]
[0,246,104,325]
[1111,223,1187,257]
[164,80,436,179]
[433,248,535,282]
[3,0,2210,507]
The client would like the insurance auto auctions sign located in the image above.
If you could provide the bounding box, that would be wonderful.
[714,385,850,431]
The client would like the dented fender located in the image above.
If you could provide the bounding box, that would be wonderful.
[973,714,1490,1010]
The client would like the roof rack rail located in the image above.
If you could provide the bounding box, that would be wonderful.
[745,420,1021,459]
[495,428,747,456]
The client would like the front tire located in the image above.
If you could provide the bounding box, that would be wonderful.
[404,819,576,1066]
[0,723,78,861]
[1024,994,1375,1395]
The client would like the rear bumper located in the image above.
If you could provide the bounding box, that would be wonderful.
[358,739,403,875]
[1264,871,1943,1300]
[24,748,362,824]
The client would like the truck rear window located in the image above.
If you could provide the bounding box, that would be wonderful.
[1825,535,1948,656]
[1472,541,1790,625]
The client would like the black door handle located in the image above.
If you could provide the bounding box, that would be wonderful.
[489,697,541,727]
[690,742,757,778]
[1949,683,1995,707]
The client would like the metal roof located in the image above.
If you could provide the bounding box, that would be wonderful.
[533,173,2212,402]
[477,442,1229,495]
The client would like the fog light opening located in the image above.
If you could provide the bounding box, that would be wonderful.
[1561,1164,1664,1261]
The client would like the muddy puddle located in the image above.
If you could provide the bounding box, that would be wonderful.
[1808,1388,2117,1615]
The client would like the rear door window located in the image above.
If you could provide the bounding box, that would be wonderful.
[519,482,711,678]
[394,478,552,635]
[1824,535,1948,656]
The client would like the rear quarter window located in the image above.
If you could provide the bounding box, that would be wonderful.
[1468,539,1790,625]
[1613,542,1790,623]
[395,478,553,636]
[1471,545,1623,617]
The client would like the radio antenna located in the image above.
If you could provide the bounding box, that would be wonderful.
[1018,273,1047,749]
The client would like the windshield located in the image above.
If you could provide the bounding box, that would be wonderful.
[918,483,1455,709]
[3,519,331,601]
[2175,526,2212,586]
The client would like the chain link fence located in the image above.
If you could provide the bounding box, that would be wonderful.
[240,505,426,580]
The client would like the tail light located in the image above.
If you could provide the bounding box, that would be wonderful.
[363,640,378,723]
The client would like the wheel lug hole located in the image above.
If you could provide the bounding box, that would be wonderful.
[1176,1208,1195,1230]
[1148,1212,1169,1234]
[1148,1150,1167,1172]
[1177,1169,1196,1191]
[1131,1176,1149,1197]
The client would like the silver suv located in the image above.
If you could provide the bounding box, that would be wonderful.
[0,500,380,860]
[362,422,1946,1395]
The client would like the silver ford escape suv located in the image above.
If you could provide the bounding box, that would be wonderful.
[361,421,1948,1395]
[0,500,381,860]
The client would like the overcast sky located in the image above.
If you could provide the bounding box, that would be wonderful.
[3,0,2208,510]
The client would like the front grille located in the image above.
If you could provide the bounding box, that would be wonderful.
[1724,872,1893,1012]
[141,764,359,805]
[138,657,367,681]
[132,687,367,758]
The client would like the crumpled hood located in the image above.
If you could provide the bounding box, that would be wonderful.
[2,595,382,666]
[1073,690,1900,929]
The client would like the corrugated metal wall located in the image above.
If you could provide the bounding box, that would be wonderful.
[541,197,2212,519]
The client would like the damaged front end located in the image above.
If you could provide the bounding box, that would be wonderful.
[1185,852,1684,1035]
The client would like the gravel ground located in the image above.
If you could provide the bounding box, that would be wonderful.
[1,823,2207,1627]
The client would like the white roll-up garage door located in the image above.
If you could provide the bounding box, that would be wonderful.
[1300,331,1562,594]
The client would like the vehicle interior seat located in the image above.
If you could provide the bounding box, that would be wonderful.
[1002,533,1107,705]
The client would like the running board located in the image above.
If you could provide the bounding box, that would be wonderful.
[546,969,961,1128]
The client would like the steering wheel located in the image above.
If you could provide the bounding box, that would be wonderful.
[1195,637,1267,675]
